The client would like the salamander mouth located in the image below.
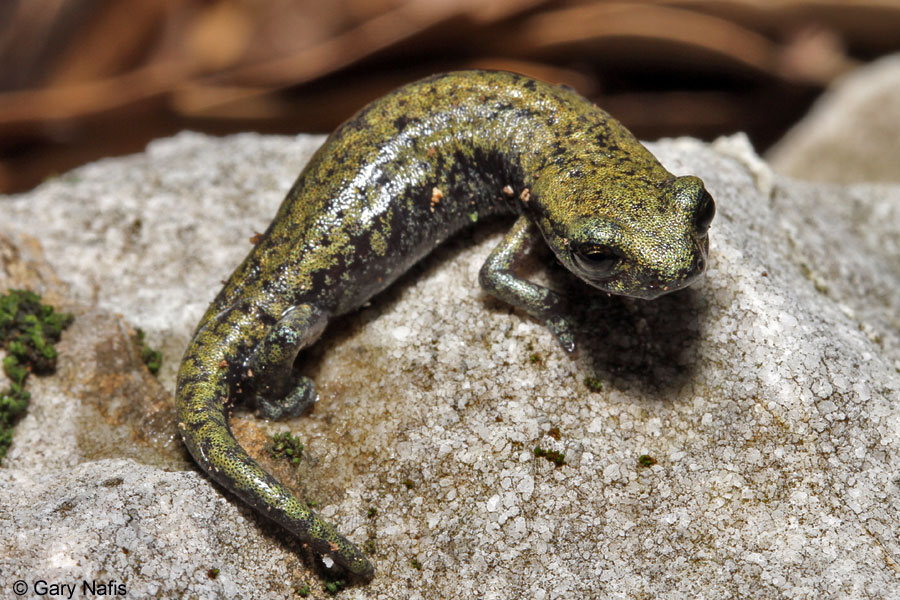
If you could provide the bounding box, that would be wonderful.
[644,242,708,298]
[570,231,709,300]
[639,278,694,299]
[591,240,708,300]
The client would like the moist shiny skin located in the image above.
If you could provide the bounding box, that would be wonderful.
[175,70,715,580]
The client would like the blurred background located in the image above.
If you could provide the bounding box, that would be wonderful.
[2,0,900,194]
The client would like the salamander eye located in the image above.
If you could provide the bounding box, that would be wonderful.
[572,244,622,279]
[694,189,716,237]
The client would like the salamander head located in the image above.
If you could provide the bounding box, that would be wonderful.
[538,174,715,300]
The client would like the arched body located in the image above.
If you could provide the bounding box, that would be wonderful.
[176,70,715,579]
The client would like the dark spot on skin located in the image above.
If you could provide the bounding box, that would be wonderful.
[342,114,368,132]
[393,115,414,132]
[255,307,278,328]
[515,108,537,119]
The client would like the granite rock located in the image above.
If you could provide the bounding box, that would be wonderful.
[767,53,900,183]
[1,131,899,599]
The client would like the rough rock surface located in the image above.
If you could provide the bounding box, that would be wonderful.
[2,131,899,599]
[767,53,900,183]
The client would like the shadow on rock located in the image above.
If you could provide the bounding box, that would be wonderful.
[570,284,707,401]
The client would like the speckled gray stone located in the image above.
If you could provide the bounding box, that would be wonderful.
[2,131,899,599]
[767,53,900,183]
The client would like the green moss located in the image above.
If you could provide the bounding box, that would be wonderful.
[410,557,422,570]
[206,568,220,580]
[401,478,415,490]
[363,536,377,556]
[637,454,657,467]
[295,583,311,597]
[323,579,346,595]
[533,446,565,467]
[583,376,604,392]
[364,506,378,555]
[267,430,304,464]
[134,328,162,375]
[0,289,73,461]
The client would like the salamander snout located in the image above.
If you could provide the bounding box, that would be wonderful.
[561,175,715,300]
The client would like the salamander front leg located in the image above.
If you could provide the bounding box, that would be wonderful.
[479,215,576,352]
[249,304,329,420]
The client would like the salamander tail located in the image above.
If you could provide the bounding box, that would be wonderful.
[175,330,374,579]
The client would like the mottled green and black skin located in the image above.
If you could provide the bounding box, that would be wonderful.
[176,70,715,580]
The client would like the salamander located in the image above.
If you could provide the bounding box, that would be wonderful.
[175,70,715,580]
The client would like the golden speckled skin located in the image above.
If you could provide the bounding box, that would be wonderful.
[175,70,714,580]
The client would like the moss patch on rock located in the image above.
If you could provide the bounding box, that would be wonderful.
[0,289,73,460]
